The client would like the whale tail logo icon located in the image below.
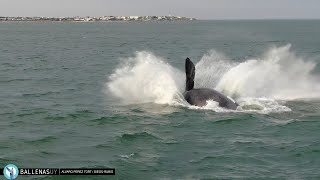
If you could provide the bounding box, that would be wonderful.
[3,164,18,180]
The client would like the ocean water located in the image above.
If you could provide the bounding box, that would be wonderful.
[0,20,320,179]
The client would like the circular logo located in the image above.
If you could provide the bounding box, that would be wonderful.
[3,164,19,180]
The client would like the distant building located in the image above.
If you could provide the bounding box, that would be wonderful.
[0,16,196,22]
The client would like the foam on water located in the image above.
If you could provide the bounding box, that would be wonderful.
[106,45,319,113]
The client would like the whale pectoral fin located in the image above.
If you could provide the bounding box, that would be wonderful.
[185,58,195,91]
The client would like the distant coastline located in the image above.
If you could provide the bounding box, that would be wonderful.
[0,16,196,22]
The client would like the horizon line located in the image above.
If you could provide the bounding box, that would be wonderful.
[1,15,320,21]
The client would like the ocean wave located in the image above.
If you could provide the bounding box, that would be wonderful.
[27,136,57,145]
[118,132,161,143]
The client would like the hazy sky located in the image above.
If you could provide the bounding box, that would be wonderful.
[1,0,319,19]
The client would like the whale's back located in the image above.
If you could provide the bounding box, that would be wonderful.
[184,88,238,110]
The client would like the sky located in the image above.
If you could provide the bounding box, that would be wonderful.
[0,0,319,19]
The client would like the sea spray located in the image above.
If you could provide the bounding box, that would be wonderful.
[195,49,235,89]
[107,51,185,105]
[216,44,320,100]
[106,45,319,113]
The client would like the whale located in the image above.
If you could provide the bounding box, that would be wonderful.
[183,58,239,110]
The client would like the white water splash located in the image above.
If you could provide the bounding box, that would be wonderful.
[216,44,320,100]
[194,50,235,89]
[106,45,320,113]
[107,51,185,105]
